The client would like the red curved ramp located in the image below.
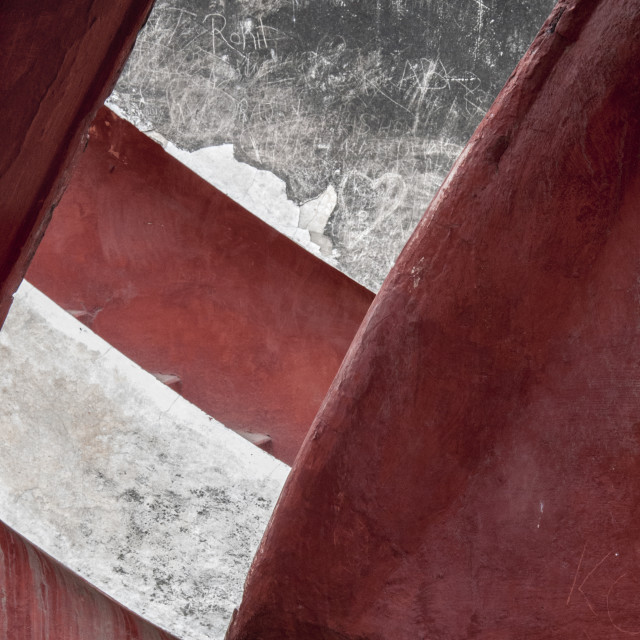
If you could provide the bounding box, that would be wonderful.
[27,108,373,464]
[0,519,178,640]
[226,0,640,637]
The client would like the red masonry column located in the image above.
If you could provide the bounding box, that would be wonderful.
[0,0,155,327]
[226,1,640,638]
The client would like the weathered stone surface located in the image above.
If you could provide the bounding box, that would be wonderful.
[27,108,374,464]
[226,0,640,637]
[0,0,154,327]
[0,282,289,640]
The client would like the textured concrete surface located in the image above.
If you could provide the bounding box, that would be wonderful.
[226,0,640,638]
[0,281,289,640]
[27,108,373,464]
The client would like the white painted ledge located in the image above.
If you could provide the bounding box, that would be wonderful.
[0,281,290,640]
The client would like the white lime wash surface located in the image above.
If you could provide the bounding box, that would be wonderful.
[0,281,290,640]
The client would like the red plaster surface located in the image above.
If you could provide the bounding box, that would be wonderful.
[226,1,640,637]
[0,0,154,328]
[27,108,373,464]
[0,519,179,640]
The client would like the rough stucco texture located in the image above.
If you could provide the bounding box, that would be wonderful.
[0,0,154,326]
[27,107,374,465]
[225,0,640,638]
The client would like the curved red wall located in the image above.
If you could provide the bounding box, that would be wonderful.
[226,0,640,637]
[0,519,178,640]
[27,108,373,464]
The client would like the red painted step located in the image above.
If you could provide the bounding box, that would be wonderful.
[28,108,373,464]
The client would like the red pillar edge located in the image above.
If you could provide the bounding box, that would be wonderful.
[227,0,640,638]
[0,519,179,640]
[0,0,155,328]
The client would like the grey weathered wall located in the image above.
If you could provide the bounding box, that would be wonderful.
[112,0,556,289]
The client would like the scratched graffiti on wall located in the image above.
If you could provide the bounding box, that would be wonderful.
[112,0,554,289]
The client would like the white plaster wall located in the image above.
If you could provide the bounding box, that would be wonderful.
[0,281,290,640]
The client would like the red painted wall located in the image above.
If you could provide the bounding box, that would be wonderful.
[0,519,179,640]
[226,0,640,637]
[0,0,154,327]
[27,108,373,465]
